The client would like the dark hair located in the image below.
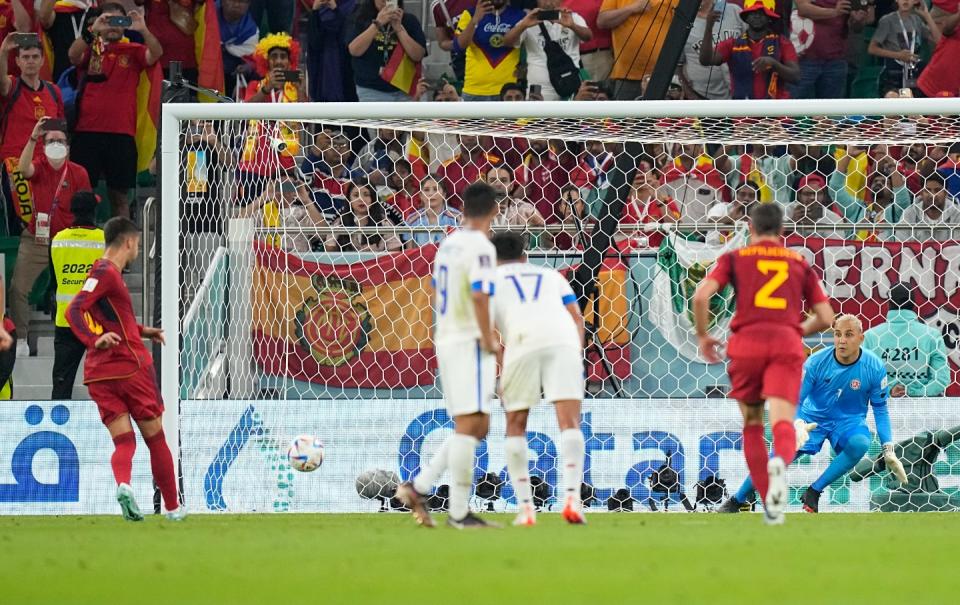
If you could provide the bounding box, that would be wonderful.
[355,0,404,27]
[71,191,98,225]
[337,180,386,250]
[889,283,914,311]
[924,172,946,188]
[421,174,450,197]
[99,2,127,14]
[739,181,761,195]
[749,202,783,236]
[462,182,497,218]
[499,82,524,100]
[485,164,513,182]
[16,40,42,54]
[104,216,139,247]
[491,232,525,261]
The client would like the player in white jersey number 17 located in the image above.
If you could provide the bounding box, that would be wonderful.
[491,232,587,526]
[396,182,502,529]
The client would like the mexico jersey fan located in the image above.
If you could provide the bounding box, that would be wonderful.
[66,217,184,522]
[490,232,587,527]
[693,203,834,525]
[395,182,501,530]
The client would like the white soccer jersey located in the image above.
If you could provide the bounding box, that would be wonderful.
[433,228,496,346]
[492,262,581,352]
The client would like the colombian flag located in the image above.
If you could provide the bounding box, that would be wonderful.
[252,241,436,388]
[380,43,421,97]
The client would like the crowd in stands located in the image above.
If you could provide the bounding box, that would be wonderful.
[0,0,957,375]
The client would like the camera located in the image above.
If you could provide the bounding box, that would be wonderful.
[270,138,288,153]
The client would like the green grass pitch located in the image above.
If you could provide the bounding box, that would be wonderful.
[0,513,955,604]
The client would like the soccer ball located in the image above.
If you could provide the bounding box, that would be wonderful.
[287,435,324,472]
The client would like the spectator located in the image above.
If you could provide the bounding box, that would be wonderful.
[357,128,410,183]
[835,143,870,203]
[303,0,358,103]
[241,177,327,252]
[699,0,799,99]
[136,0,201,82]
[384,157,421,218]
[455,0,526,101]
[69,4,162,219]
[898,172,960,240]
[431,0,474,84]
[486,164,546,227]
[301,126,354,216]
[552,185,593,249]
[406,176,461,245]
[566,0,614,80]
[618,168,680,248]
[709,181,760,226]
[792,0,872,98]
[0,0,30,74]
[502,2,592,100]
[917,0,960,97]
[348,0,426,102]
[250,0,294,34]
[182,119,229,236]
[868,0,940,95]
[681,0,743,100]
[786,173,847,238]
[50,191,103,399]
[517,138,565,222]
[829,164,911,229]
[864,283,949,397]
[658,144,728,223]
[938,142,960,200]
[218,0,260,98]
[436,133,502,209]
[499,81,526,101]
[723,144,782,204]
[598,0,677,99]
[325,179,403,252]
[0,33,65,214]
[11,118,92,356]
[38,0,95,81]
[237,33,304,202]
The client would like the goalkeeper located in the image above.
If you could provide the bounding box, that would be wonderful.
[719,314,907,513]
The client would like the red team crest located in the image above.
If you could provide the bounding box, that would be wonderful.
[850,379,861,391]
[295,276,371,366]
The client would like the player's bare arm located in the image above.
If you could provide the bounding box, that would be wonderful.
[693,277,723,363]
[141,326,166,345]
[801,301,835,336]
[95,332,122,349]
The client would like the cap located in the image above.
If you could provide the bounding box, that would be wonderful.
[741,0,780,19]
[797,174,826,191]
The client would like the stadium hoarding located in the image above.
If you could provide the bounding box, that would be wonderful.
[179,399,960,514]
[0,402,153,515]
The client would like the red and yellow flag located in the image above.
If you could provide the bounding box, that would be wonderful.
[194,0,224,99]
[380,44,421,97]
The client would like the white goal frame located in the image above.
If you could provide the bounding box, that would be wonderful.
[159,96,960,464]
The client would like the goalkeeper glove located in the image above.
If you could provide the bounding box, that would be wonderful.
[794,419,818,451]
[883,443,908,484]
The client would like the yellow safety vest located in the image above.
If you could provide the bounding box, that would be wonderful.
[50,227,105,328]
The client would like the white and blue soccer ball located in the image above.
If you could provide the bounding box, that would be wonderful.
[287,435,325,472]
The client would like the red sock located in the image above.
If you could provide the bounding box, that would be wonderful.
[743,424,770,501]
[145,431,180,512]
[111,431,136,485]
[772,420,797,466]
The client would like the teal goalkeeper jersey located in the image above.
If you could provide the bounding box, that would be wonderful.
[863,310,950,397]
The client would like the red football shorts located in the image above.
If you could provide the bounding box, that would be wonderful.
[89,364,165,426]
[726,326,805,405]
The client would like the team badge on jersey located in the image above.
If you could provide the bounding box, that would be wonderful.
[850,379,861,390]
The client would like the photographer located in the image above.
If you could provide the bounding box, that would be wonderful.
[868,0,940,96]
[10,117,91,355]
[347,0,426,101]
[68,3,162,219]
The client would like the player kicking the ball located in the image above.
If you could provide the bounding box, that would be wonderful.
[489,233,586,527]
[719,314,907,513]
[693,204,834,525]
[396,182,500,529]
[66,218,184,522]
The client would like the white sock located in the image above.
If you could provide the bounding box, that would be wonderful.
[560,429,585,502]
[447,433,479,520]
[413,438,450,495]
[504,436,532,508]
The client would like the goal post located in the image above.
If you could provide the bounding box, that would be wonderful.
[160,98,960,513]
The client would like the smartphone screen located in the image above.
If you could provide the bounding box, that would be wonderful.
[107,15,133,27]
[529,84,542,97]
[12,32,39,47]
[41,118,68,132]
[537,9,560,20]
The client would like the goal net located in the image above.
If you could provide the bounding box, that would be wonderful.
[161,98,960,514]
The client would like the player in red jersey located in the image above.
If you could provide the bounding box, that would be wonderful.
[693,203,834,525]
[66,217,184,522]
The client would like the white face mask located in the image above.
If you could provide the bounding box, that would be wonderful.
[44,142,68,162]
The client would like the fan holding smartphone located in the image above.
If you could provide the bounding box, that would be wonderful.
[500,0,593,100]
[347,0,427,101]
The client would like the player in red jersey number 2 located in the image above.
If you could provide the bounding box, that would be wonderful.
[693,204,834,525]
[66,217,184,522]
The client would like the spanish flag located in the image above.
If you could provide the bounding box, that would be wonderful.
[380,43,421,97]
[252,241,436,388]
[135,63,163,174]
[194,0,225,100]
